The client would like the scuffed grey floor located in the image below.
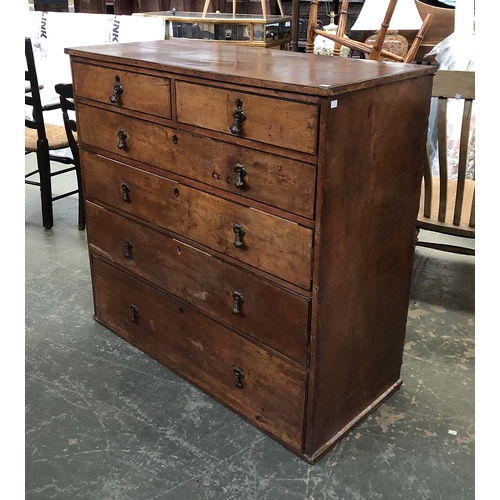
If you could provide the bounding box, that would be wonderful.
[25,154,474,499]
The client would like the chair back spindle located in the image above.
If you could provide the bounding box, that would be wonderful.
[417,69,475,255]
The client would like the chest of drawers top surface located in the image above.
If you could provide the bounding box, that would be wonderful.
[65,39,435,96]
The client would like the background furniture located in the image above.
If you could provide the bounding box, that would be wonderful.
[306,0,433,63]
[417,69,475,255]
[25,37,84,230]
[414,0,454,61]
[283,0,365,52]
[74,0,107,13]
[135,9,291,48]
[34,0,69,11]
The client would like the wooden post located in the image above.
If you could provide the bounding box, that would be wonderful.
[306,0,319,53]
[333,0,349,56]
[368,0,398,60]
[403,13,434,63]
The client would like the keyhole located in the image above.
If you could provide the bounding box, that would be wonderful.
[179,307,184,315]
[174,187,179,197]
[176,246,182,255]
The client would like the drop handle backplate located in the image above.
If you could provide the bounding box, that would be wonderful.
[232,366,245,389]
[232,224,245,248]
[117,128,127,149]
[109,75,123,103]
[230,99,246,135]
[124,240,133,258]
[129,304,139,323]
[233,163,247,189]
[231,291,245,315]
[121,182,130,202]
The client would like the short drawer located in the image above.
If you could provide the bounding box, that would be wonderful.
[72,61,171,119]
[86,202,310,364]
[77,105,316,218]
[91,256,307,451]
[176,81,319,155]
[83,151,313,289]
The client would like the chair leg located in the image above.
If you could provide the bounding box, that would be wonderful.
[36,139,54,229]
[76,169,86,231]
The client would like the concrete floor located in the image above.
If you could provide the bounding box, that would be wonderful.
[25,154,475,499]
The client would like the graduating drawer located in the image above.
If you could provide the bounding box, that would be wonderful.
[176,81,319,155]
[72,62,171,119]
[91,256,307,451]
[77,105,316,219]
[83,151,313,289]
[86,202,310,365]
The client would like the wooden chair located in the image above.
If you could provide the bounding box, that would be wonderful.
[55,83,86,230]
[416,70,475,256]
[306,0,433,64]
[25,37,84,230]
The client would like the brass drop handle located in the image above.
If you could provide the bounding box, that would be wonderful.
[230,99,246,135]
[232,224,245,248]
[231,291,245,315]
[232,366,244,389]
[233,163,247,189]
[117,129,127,150]
[124,240,133,258]
[121,182,130,202]
[109,76,123,103]
[130,304,139,323]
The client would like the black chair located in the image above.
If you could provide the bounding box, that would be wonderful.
[25,37,84,230]
[55,83,86,230]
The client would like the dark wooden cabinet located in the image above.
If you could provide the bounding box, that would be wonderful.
[67,39,435,462]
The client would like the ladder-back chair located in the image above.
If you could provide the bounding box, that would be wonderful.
[25,37,84,230]
[416,70,475,255]
[55,83,86,230]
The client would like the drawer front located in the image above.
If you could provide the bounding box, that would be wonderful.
[86,202,310,364]
[72,61,171,119]
[77,105,316,218]
[91,256,307,450]
[83,151,313,289]
[176,81,319,155]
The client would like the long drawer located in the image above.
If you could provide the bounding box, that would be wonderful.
[175,81,319,155]
[91,256,308,450]
[82,151,313,289]
[71,61,172,119]
[86,202,311,365]
[77,105,316,219]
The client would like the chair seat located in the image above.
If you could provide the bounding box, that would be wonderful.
[25,123,69,152]
[417,177,475,238]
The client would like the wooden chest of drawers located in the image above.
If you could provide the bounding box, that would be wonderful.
[67,39,435,463]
